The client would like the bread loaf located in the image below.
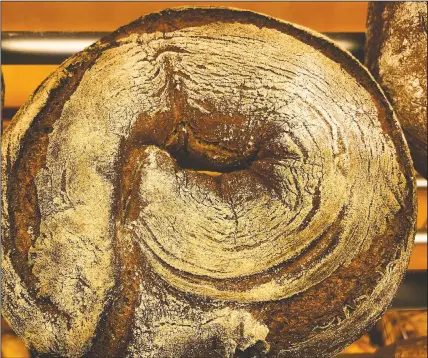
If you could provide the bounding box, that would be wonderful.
[365,2,427,178]
[1,7,417,358]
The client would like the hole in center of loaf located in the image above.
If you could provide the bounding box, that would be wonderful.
[164,82,261,172]
[130,86,262,173]
[163,120,260,173]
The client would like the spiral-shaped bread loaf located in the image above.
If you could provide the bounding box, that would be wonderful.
[1,7,417,358]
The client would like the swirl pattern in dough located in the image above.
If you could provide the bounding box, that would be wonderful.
[2,7,416,358]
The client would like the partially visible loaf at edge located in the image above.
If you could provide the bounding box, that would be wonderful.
[366,2,428,178]
[2,7,417,358]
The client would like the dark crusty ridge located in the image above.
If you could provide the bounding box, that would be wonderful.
[2,6,417,358]
[365,2,427,178]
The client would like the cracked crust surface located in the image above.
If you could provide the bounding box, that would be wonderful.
[365,2,428,178]
[1,7,417,358]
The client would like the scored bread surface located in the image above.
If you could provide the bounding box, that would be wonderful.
[1,7,417,358]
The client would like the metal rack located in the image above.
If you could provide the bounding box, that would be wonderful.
[1,31,366,64]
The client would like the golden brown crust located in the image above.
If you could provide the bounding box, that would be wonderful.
[365,2,428,178]
[2,7,417,358]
